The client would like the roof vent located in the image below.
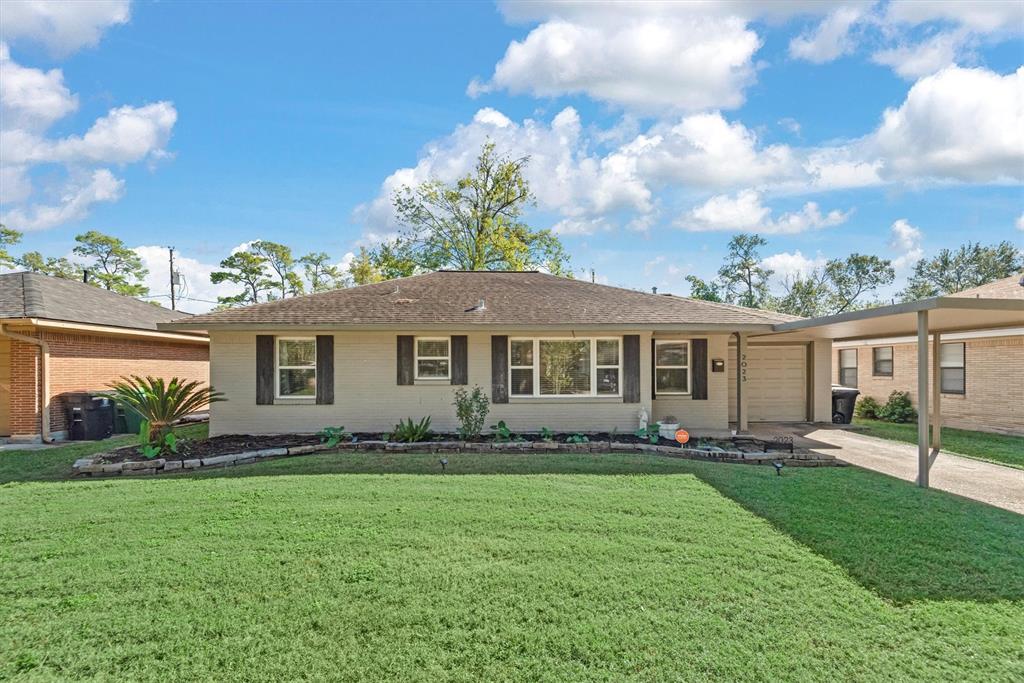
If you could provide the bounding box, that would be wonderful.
[651,286,657,294]
[466,298,486,312]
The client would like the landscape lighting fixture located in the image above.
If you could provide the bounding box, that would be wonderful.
[440,458,448,473]
[772,462,785,476]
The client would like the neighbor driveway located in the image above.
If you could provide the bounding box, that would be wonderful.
[806,428,1024,515]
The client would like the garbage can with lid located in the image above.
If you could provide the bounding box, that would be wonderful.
[65,393,115,440]
[113,400,145,435]
[831,386,860,424]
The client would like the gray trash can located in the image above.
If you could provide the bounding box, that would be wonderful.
[831,386,860,424]
[65,393,115,440]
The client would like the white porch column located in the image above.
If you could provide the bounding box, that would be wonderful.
[932,331,942,451]
[917,311,930,488]
[735,332,748,434]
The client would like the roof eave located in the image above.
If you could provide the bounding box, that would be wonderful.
[159,321,779,333]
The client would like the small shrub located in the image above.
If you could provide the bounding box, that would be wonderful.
[854,396,882,419]
[634,425,660,444]
[490,420,513,442]
[566,433,589,444]
[540,427,554,441]
[391,416,432,442]
[318,426,349,448]
[877,391,917,423]
[138,420,178,459]
[453,386,489,439]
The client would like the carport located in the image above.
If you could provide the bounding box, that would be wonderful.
[764,295,1024,488]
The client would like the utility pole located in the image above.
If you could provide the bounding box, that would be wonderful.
[168,246,176,310]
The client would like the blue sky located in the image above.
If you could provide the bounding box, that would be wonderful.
[1,0,1022,311]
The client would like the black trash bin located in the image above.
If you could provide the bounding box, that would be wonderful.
[831,386,860,424]
[65,393,115,440]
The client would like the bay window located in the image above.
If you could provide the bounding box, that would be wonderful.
[509,338,620,397]
[277,338,316,398]
[654,340,690,395]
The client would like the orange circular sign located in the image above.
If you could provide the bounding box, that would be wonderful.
[675,429,690,444]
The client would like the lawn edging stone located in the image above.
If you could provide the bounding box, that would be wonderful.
[71,436,842,477]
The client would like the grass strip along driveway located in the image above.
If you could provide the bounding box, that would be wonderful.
[854,418,1024,470]
[1,446,1022,680]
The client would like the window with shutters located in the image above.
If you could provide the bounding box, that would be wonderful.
[839,348,858,388]
[872,346,893,377]
[654,340,690,395]
[415,337,450,380]
[509,338,620,397]
[940,342,965,395]
[276,338,316,398]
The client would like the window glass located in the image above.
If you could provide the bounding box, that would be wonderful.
[416,338,450,379]
[279,339,315,367]
[839,348,858,388]
[510,340,533,366]
[511,368,534,395]
[277,339,316,397]
[539,340,591,395]
[873,347,893,376]
[656,368,688,393]
[940,342,965,394]
[655,341,689,394]
[656,342,688,367]
[279,369,316,396]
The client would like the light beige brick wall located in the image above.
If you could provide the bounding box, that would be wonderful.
[833,335,1024,435]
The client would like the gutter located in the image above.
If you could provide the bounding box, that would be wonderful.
[0,323,53,443]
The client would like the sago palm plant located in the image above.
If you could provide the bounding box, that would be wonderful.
[107,376,225,442]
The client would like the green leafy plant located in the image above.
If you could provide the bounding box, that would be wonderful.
[566,433,589,444]
[634,425,660,444]
[854,396,882,419]
[391,416,433,443]
[137,420,179,459]
[453,386,489,439]
[539,427,554,441]
[877,391,917,424]
[109,376,224,457]
[490,420,513,442]
[318,426,349,448]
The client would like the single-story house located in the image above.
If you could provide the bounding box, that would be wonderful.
[161,270,833,437]
[832,274,1023,435]
[0,272,210,442]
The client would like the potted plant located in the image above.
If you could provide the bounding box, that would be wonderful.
[657,415,679,440]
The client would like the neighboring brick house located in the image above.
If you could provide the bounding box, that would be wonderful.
[0,272,210,442]
[833,275,1024,435]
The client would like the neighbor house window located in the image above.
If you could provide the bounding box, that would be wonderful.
[872,346,893,377]
[654,340,690,395]
[277,338,316,398]
[940,342,965,395]
[839,348,857,388]
[415,337,450,380]
[509,338,620,397]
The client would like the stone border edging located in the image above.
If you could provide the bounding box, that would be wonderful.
[72,438,841,477]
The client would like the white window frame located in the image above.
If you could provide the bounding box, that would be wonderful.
[839,348,858,388]
[654,339,691,396]
[508,337,622,398]
[275,337,316,399]
[939,342,966,395]
[415,336,451,381]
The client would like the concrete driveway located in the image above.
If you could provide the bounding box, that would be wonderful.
[806,428,1024,515]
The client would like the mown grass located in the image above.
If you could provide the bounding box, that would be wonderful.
[1,448,1021,681]
[854,417,1024,469]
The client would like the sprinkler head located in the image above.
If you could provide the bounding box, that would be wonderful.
[772,461,784,476]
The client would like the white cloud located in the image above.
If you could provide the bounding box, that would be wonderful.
[871,31,968,80]
[789,6,864,63]
[868,66,1024,183]
[133,245,236,313]
[888,219,924,270]
[0,168,123,231]
[0,43,78,130]
[680,190,850,234]
[884,0,1024,32]
[761,249,827,288]
[1016,214,1024,231]
[0,0,130,56]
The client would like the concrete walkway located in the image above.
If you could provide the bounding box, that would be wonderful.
[805,428,1024,514]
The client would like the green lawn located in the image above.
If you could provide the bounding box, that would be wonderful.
[854,417,1024,470]
[1,445,1022,680]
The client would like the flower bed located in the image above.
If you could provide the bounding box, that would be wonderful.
[73,432,841,477]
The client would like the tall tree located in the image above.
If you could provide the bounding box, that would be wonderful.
[900,241,1023,301]
[388,141,570,275]
[0,224,21,269]
[823,254,895,313]
[717,233,773,309]
[300,252,347,292]
[684,274,724,302]
[72,230,149,296]
[252,240,303,299]
[348,247,385,286]
[774,272,830,317]
[17,251,83,280]
[211,250,272,308]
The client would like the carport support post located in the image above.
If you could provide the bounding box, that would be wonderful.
[917,311,930,488]
[932,331,942,451]
[735,333,748,434]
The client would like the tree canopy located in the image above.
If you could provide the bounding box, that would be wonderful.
[0,224,21,269]
[71,231,149,296]
[899,241,1023,301]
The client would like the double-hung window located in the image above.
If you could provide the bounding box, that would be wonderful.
[839,348,858,388]
[654,340,690,395]
[509,338,620,397]
[872,346,893,377]
[277,338,316,398]
[415,338,450,380]
[940,342,965,394]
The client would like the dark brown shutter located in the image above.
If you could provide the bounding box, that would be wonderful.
[491,335,508,403]
[256,335,275,405]
[397,336,414,385]
[651,338,657,400]
[691,338,708,400]
[622,335,640,403]
[450,335,468,385]
[316,335,334,404]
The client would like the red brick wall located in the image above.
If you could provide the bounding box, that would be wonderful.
[7,328,209,439]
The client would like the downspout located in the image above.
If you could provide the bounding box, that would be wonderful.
[0,323,53,443]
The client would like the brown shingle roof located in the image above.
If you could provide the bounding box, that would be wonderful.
[948,274,1024,300]
[164,271,799,329]
[0,272,194,331]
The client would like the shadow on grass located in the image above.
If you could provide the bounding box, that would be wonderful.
[6,447,1022,604]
